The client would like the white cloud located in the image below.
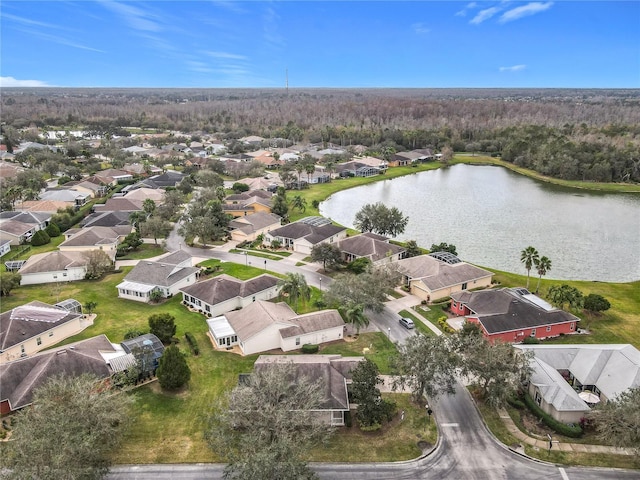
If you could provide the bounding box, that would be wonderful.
[99,1,162,32]
[412,22,430,34]
[499,64,527,72]
[455,2,477,17]
[470,6,501,25]
[186,61,214,74]
[499,2,553,23]
[203,51,248,60]
[0,76,50,87]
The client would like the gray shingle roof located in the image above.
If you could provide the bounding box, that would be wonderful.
[269,221,345,245]
[338,234,405,262]
[81,211,131,228]
[278,310,345,338]
[60,226,129,247]
[225,301,296,342]
[180,274,279,306]
[229,212,282,234]
[396,254,493,290]
[0,335,116,411]
[19,251,88,274]
[123,260,199,288]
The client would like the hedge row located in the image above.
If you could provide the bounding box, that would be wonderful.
[184,332,199,356]
[301,344,319,354]
[523,393,583,438]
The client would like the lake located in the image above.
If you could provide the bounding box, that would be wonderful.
[320,164,640,283]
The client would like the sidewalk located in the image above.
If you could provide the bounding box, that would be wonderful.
[384,289,443,337]
[497,407,635,456]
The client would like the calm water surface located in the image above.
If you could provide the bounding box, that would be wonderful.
[320,164,640,282]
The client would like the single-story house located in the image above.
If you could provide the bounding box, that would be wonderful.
[18,250,90,285]
[264,217,347,255]
[515,344,640,424]
[93,197,144,214]
[62,180,107,198]
[395,253,494,302]
[0,300,91,364]
[40,188,91,207]
[223,195,273,217]
[0,334,128,414]
[59,225,130,260]
[117,251,199,303]
[337,232,406,265]
[80,211,132,228]
[181,273,280,317]
[17,200,71,214]
[335,161,381,178]
[451,287,580,343]
[228,212,282,242]
[137,170,185,189]
[120,187,165,203]
[207,300,345,355]
[95,168,134,185]
[251,354,364,426]
[0,211,50,244]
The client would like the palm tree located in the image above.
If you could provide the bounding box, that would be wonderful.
[342,303,369,335]
[277,273,310,313]
[534,256,552,293]
[291,195,307,213]
[520,246,539,289]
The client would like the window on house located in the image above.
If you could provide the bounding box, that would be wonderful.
[461,282,468,290]
[205,305,210,312]
[295,337,300,346]
[530,328,536,336]
[20,345,25,354]
[546,326,551,332]
[63,272,68,277]
[36,337,42,346]
[570,322,575,330]
[49,332,54,337]
[535,391,542,406]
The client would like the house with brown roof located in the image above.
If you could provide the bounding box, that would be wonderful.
[0,334,122,414]
[181,273,280,317]
[18,250,91,285]
[207,300,345,355]
[93,197,144,214]
[95,168,134,186]
[451,288,580,344]
[59,225,130,260]
[251,354,364,426]
[0,211,51,245]
[117,251,199,303]
[223,191,273,218]
[228,212,282,242]
[17,200,71,214]
[0,300,91,364]
[337,232,406,265]
[264,217,347,255]
[395,253,493,302]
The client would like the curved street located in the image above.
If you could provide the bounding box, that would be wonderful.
[106,228,640,479]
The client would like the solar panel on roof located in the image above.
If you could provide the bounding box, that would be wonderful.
[298,216,331,227]
[10,305,67,323]
[429,251,462,264]
[4,260,26,271]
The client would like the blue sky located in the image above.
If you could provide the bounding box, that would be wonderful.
[1,1,638,88]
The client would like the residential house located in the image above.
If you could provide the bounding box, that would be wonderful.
[223,192,273,218]
[207,300,344,355]
[59,225,130,260]
[0,334,125,414]
[0,211,51,245]
[40,188,91,208]
[335,161,381,178]
[337,232,406,265]
[0,239,10,256]
[18,250,91,285]
[395,253,494,302]
[228,212,282,242]
[93,197,144,214]
[137,170,185,189]
[451,287,580,343]
[251,354,364,426]
[62,180,107,198]
[390,151,422,166]
[0,300,91,364]
[240,135,265,146]
[264,217,347,255]
[118,187,166,203]
[515,344,640,424]
[17,200,71,214]
[80,211,132,228]
[181,273,280,318]
[95,168,134,185]
[116,251,199,303]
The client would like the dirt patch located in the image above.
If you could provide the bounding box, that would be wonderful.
[147,381,190,399]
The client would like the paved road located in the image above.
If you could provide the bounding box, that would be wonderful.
[111,226,640,480]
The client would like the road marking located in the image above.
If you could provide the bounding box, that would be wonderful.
[440,423,460,427]
[559,467,569,480]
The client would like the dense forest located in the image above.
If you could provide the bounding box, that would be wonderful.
[2,88,640,183]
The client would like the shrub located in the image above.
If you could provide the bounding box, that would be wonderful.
[359,423,382,432]
[522,336,540,344]
[45,222,61,237]
[523,393,583,438]
[184,332,200,356]
[301,344,319,354]
[123,328,146,340]
[30,229,50,246]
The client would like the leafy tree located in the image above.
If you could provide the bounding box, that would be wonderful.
[141,216,172,245]
[83,250,113,280]
[589,387,640,455]
[583,293,611,314]
[346,257,371,274]
[205,363,333,480]
[393,333,459,401]
[405,240,423,257]
[429,242,457,256]
[196,171,223,189]
[123,328,147,340]
[341,303,369,335]
[119,231,143,254]
[455,327,532,407]
[156,345,191,391]
[30,229,50,246]
[83,301,97,314]
[534,255,552,293]
[310,242,342,271]
[290,194,307,213]
[325,264,400,314]
[2,374,133,480]
[277,272,310,312]
[350,358,395,429]
[272,188,289,219]
[0,271,21,296]
[353,202,409,237]
[148,313,177,344]
[440,145,454,165]
[520,246,539,289]
[547,284,584,311]
[45,222,61,238]
[232,182,250,193]
[142,198,156,216]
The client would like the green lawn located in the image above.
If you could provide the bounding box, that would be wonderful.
[399,309,435,337]
[116,244,166,260]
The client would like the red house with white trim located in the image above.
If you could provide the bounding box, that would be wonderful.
[450,288,579,343]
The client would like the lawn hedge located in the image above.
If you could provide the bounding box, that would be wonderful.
[184,332,199,356]
[523,392,583,438]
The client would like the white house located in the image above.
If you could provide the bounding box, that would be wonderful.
[180,273,280,317]
[18,251,89,285]
[207,300,345,355]
[264,217,347,255]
